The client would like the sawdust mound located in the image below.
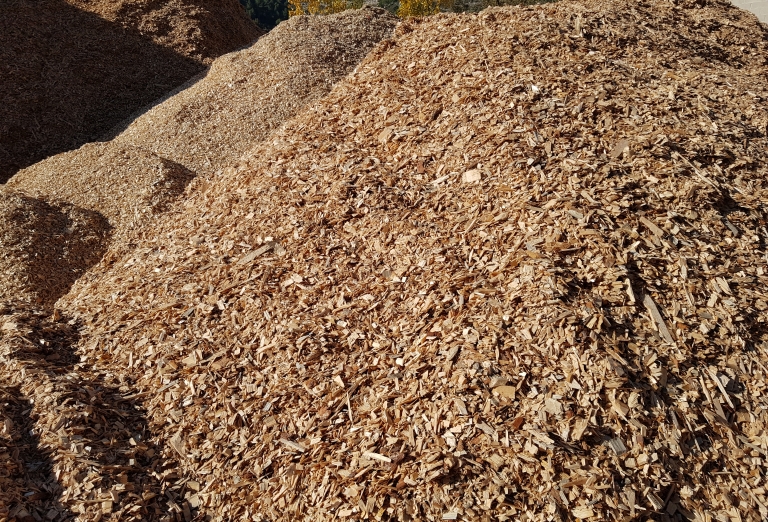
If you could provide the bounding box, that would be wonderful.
[112,7,399,176]
[50,0,768,520]
[7,142,195,234]
[0,192,110,309]
[0,0,260,182]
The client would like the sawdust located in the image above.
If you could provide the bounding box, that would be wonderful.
[112,7,399,176]
[5,0,768,520]
[0,0,261,182]
[0,191,110,309]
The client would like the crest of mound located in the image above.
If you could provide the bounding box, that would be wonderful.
[53,0,768,519]
[68,0,264,64]
[0,0,261,181]
[8,142,195,235]
[112,7,399,176]
[0,191,110,309]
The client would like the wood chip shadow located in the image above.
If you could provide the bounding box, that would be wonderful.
[0,306,168,521]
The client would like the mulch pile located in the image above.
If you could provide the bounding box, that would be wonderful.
[7,143,195,234]
[0,191,110,309]
[68,0,263,65]
[5,0,768,520]
[3,7,397,320]
[112,7,399,176]
[0,0,260,182]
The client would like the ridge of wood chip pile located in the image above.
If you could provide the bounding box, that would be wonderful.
[0,0,260,182]
[68,0,264,65]
[0,191,110,310]
[112,7,399,177]
[7,143,196,236]
[4,0,768,520]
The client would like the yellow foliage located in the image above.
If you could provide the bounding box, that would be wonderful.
[397,0,435,17]
[288,0,452,19]
[288,0,363,17]
[398,0,452,17]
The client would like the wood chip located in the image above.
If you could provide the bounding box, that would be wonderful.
[462,169,482,183]
[362,451,391,463]
[643,294,674,344]
[279,439,306,453]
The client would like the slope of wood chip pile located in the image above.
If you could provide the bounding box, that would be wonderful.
[112,7,399,176]
[68,0,264,65]
[0,0,260,182]
[0,192,110,309]
[15,0,768,520]
[0,303,163,522]
[7,143,195,235]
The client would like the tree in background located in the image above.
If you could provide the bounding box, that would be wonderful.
[384,0,555,16]
[288,0,363,16]
[397,0,451,17]
[378,0,399,13]
[240,0,289,30]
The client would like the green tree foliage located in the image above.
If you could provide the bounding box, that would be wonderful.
[240,0,289,30]
[378,0,399,14]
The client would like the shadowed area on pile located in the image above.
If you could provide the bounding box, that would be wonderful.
[0,306,170,521]
[0,0,204,182]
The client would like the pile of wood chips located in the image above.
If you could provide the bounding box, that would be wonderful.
[4,0,768,520]
[2,7,397,327]
[67,0,264,65]
[0,191,110,309]
[111,7,399,176]
[7,143,195,236]
[0,0,260,181]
